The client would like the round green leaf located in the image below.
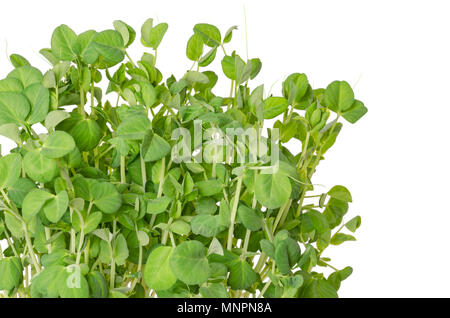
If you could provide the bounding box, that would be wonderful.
[144,246,177,291]
[7,66,43,88]
[170,240,210,285]
[0,78,23,93]
[255,171,292,209]
[42,131,76,159]
[45,110,70,131]
[72,30,99,64]
[191,215,223,237]
[117,115,151,140]
[7,177,36,208]
[0,257,23,292]
[93,30,125,66]
[23,149,58,183]
[0,153,22,189]
[327,185,352,202]
[24,83,49,124]
[237,204,264,231]
[0,92,30,125]
[51,24,77,61]
[193,23,221,47]
[92,182,122,214]
[43,190,69,223]
[186,34,203,61]
[323,81,355,113]
[69,119,102,151]
[228,259,257,290]
[263,96,289,119]
[22,189,54,223]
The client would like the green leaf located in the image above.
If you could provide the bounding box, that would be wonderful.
[141,82,157,107]
[170,240,209,285]
[186,34,203,61]
[117,115,151,140]
[263,96,289,119]
[9,54,30,68]
[93,30,125,66]
[0,257,23,291]
[191,215,223,237]
[323,81,354,113]
[51,24,77,61]
[301,210,329,234]
[302,278,338,298]
[282,73,309,105]
[196,179,222,196]
[0,78,23,93]
[328,185,352,202]
[42,131,76,159]
[237,204,264,231]
[7,178,36,208]
[193,23,221,47]
[69,119,102,151]
[223,26,238,44]
[113,234,129,265]
[0,153,22,189]
[183,71,209,84]
[274,238,301,275]
[228,259,257,290]
[0,123,21,144]
[4,213,24,238]
[7,66,43,88]
[200,283,229,298]
[45,110,70,131]
[328,266,353,290]
[141,131,171,162]
[24,83,49,124]
[147,23,168,49]
[221,55,236,80]
[342,99,368,124]
[260,239,275,259]
[169,220,190,236]
[23,149,58,183]
[345,216,361,233]
[144,246,177,290]
[140,18,154,47]
[146,197,172,214]
[198,47,217,67]
[72,30,99,64]
[92,182,122,214]
[113,20,136,48]
[87,271,109,298]
[0,92,30,125]
[255,171,292,209]
[43,190,69,223]
[22,189,54,223]
[84,212,103,234]
[330,233,356,245]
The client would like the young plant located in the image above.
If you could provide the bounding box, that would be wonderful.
[0,18,367,298]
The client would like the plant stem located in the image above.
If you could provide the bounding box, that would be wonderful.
[140,156,147,192]
[23,224,41,273]
[45,227,52,253]
[120,156,126,184]
[227,173,243,250]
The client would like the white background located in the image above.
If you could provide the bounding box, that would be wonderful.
[1,0,449,297]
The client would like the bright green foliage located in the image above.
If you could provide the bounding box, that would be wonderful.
[0,18,366,299]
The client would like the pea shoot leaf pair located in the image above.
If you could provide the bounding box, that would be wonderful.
[0,18,367,298]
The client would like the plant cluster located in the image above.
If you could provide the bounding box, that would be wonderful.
[0,18,367,298]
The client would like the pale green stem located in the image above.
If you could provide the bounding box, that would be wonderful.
[227,174,243,250]
[45,227,52,253]
[120,156,126,184]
